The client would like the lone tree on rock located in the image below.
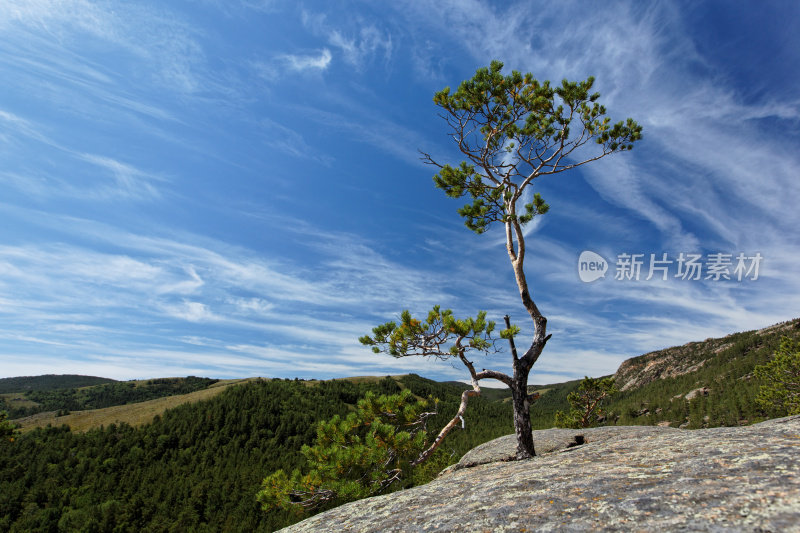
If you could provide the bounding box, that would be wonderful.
[360,61,642,460]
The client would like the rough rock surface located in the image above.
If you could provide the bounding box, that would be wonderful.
[281,416,800,532]
[446,425,677,473]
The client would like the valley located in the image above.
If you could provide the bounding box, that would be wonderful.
[0,318,797,531]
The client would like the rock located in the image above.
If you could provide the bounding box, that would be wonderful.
[685,387,710,400]
[281,416,800,532]
[615,347,709,391]
[448,426,673,473]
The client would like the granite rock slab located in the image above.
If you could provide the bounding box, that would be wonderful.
[281,416,800,532]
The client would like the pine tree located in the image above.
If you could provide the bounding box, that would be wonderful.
[362,61,641,459]
[257,390,436,515]
[755,336,800,416]
[555,377,618,429]
[0,411,16,442]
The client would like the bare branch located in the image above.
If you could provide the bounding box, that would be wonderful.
[412,386,478,465]
[503,314,519,362]
[419,150,443,169]
[476,369,513,387]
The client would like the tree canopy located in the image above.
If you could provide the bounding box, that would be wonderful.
[425,59,641,236]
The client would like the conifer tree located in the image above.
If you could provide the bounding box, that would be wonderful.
[257,389,436,514]
[361,61,642,459]
[755,336,800,416]
[555,376,618,429]
[0,411,16,442]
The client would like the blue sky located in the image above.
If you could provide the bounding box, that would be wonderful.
[1,1,798,385]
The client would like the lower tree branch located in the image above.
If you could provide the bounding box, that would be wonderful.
[412,387,478,465]
[476,369,513,387]
[412,352,513,465]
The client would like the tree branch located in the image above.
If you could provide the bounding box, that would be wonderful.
[476,369,513,387]
[412,386,478,465]
[504,314,519,362]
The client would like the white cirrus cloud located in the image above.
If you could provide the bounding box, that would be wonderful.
[277,48,332,72]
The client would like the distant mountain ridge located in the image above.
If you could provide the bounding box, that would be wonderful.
[0,374,115,394]
[1,376,219,424]
[604,318,800,428]
[614,319,800,391]
[4,318,799,432]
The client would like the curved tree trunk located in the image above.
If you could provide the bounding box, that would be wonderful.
[504,218,550,459]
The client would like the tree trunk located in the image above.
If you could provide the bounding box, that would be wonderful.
[511,371,535,459]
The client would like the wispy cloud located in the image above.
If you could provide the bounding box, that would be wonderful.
[258,118,333,164]
[287,103,433,167]
[328,27,392,69]
[277,49,332,72]
[0,110,167,201]
[0,210,466,378]
[2,0,208,94]
[161,301,216,323]
[0,109,60,148]
[78,154,165,200]
[301,9,392,70]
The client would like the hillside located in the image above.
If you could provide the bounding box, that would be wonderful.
[608,318,800,428]
[2,376,219,421]
[12,378,257,433]
[0,375,514,532]
[0,374,115,393]
[523,318,800,430]
[615,319,799,391]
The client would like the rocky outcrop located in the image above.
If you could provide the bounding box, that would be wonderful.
[281,416,800,532]
[614,320,798,391]
[615,344,709,392]
[683,386,711,401]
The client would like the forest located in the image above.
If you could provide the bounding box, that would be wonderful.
[0,376,516,532]
[1,321,797,532]
[0,375,115,394]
